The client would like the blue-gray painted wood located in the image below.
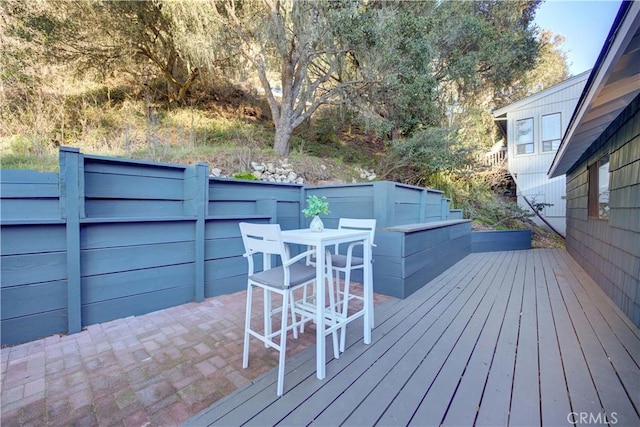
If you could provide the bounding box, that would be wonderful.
[373,220,472,298]
[186,249,640,427]
[60,146,82,334]
[0,199,62,221]
[194,163,208,302]
[84,171,186,200]
[85,200,187,218]
[1,148,469,345]
[1,280,67,318]
[449,209,463,220]
[205,275,245,298]
[1,310,68,346]
[0,169,61,221]
[80,241,195,276]
[81,264,194,304]
[82,285,194,326]
[565,94,640,327]
[1,252,67,287]
[373,181,396,227]
[471,230,532,252]
[83,154,188,177]
[0,224,66,255]
[441,198,451,220]
[80,220,195,249]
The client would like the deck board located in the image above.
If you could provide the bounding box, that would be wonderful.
[441,251,518,426]
[475,252,527,427]
[338,254,486,425]
[510,250,542,425]
[409,251,513,424]
[553,252,640,425]
[279,252,491,426]
[536,249,573,426]
[541,249,603,420]
[353,250,498,427]
[186,249,640,427]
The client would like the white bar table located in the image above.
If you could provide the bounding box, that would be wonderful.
[281,228,373,380]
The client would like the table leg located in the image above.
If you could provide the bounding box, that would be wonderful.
[315,245,326,380]
[363,238,372,344]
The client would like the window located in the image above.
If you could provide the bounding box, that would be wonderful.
[542,113,561,152]
[588,155,610,219]
[516,118,534,154]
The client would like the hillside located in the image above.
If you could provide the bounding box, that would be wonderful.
[0,82,563,248]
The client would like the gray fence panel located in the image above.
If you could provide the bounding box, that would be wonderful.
[0,169,60,221]
[1,223,66,255]
[1,147,460,345]
[204,217,270,298]
[83,155,189,219]
[306,184,376,225]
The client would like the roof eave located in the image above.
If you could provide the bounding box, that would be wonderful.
[549,1,640,178]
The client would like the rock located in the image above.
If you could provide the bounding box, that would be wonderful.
[251,162,265,172]
[367,173,377,181]
[209,158,340,184]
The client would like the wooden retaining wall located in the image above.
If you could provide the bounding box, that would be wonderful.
[471,230,532,253]
[0,147,459,345]
[374,220,473,298]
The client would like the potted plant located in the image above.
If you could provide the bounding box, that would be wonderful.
[302,195,330,232]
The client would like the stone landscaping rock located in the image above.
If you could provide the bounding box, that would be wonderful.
[209,160,375,185]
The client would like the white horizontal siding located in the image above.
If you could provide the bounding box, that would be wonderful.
[504,76,588,231]
[506,79,588,174]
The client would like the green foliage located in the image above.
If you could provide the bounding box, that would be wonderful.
[494,30,569,107]
[2,0,561,158]
[396,128,468,171]
[3,0,199,104]
[0,152,58,172]
[1,0,571,249]
[302,195,330,217]
[428,0,541,98]
[232,172,258,181]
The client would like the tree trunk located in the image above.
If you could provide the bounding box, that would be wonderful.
[274,121,293,156]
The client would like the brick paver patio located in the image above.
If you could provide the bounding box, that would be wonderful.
[1,284,391,426]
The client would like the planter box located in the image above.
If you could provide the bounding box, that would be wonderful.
[471,230,532,253]
[372,219,472,298]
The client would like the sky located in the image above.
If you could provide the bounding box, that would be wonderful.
[534,0,623,75]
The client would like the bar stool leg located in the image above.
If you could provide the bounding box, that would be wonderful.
[243,285,253,368]
[276,291,289,397]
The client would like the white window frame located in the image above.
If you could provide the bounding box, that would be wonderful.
[542,113,561,152]
[515,117,534,155]
[588,154,610,220]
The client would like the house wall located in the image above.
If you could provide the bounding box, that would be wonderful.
[505,76,588,234]
[565,94,640,327]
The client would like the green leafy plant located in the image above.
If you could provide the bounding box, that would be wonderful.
[232,171,259,181]
[302,195,330,217]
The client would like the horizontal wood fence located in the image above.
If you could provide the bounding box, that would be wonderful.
[1,146,460,345]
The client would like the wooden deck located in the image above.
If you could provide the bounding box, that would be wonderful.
[186,249,640,426]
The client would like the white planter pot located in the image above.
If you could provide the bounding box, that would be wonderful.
[310,215,324,232]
